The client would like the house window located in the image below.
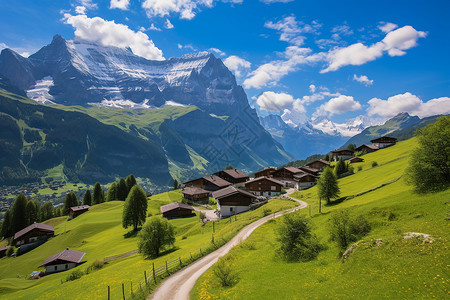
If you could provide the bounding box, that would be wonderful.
[65,264,68,269]
[55,266,57,271]
[271,186,276,191]
[230,207,233,212]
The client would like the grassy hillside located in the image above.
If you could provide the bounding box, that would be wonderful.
[0,191,296,299]
[192,138,450,299]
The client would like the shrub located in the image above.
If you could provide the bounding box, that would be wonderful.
[349,215,371,238]
[262,208,272,217]
[213,258,239,287]
[329,210,371,252]
[199,212,206,222]
[372,161,378,168]
[88,260,104,272]
[5,246,15,257]
[357,166,363,172]
[387,211,397,221]
[208,198,216,206]
[66,270,84,281]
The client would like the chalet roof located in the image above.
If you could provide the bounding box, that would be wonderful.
[160,202,194,214]
[356,144,379,151]
[275,166,303,174]
[254,167,276,175]
[331,149,354,154]
[306,159,330,167]
[14,223,54,241]
[216,169,249,179]
[212,186,256,200]
[0,245,10,252]
[202,175,232,188]
[40,248,86,267]
[294,173,318,180]
[370,136,397,143]
[298,166,320,174]
[245,176,284,186]
[182,187,210,196]
[69,205,90,212]
[349,157,364,163]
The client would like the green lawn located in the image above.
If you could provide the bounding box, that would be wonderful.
[0,190,296,299]
[192,138,450,299]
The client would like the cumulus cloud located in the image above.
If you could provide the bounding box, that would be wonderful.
[209,47,225,56]
[320,95,361,115]
[75,6,87,14]
[367,92,450,118]
[148,24,161,31]
[78,0,97,10]
[301,86,340,104]
[378,22,398,33]
[265,15,321,46]
[353,74,373,86]
[64,14,164,60]
[165,19,174,29]
[223,55,251,77]
[321,25,427,73]
[309,84,316,93]
[244,46,323,89]
[110,0,130,10]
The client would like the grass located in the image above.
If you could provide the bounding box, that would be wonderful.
[0,190,296,299]
[191,138,450,299]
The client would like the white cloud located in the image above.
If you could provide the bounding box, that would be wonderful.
[260,0,294,3]
[256,91,295,112]
[209,47,225,56]
[320,95,362,115]
[331,24,353,36]
[265,15,321,46]
[64,14,164,61]
[223,55,251,77]
[321,25,426,73]
[378,22,398,33]
[0,42,8,49]
[110,0,130,10]
[367,92,450,118]
[177,43,197,51]
[148,24,161,31]
[78,0,97,10]
[301,87,340,104]
[165,19,174,29]
[309,84,316,93]
[244,46,323,89]
[75,6,87,14]
[353,74,373,86]
[20,52,30,58]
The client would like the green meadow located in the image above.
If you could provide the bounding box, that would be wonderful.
[192,138,450,299]
[0,191,296,299]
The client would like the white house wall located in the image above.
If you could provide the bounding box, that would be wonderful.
[45,263,77,274]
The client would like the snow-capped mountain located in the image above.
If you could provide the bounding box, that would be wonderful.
[311,115,385,137]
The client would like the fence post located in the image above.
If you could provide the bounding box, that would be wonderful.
[152,263,156,283]
[122,283,125,300]
[107,286,110,300]
[179,257,182,267]
[213,221,215,233]
[144,271,147,285]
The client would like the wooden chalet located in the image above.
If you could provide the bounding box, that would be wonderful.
[0,246,10,258]
[298,166,320,176]
[254,167,276,178]
[14,223,54,247]
[183,175,232,192]
[212,186,256,217]
[331,149,354,161]
[40,248,86,274]
[69,205,90,219]
[355,144,379,153]
[305,159,330,171]
[214,169,249,187]
[294,173,318,190]
[349,157,364,163]
[160,202,194,218]
[245,177,284,197]
[182,187,210,204]
[370,136,397,148]
[271,167,303,188]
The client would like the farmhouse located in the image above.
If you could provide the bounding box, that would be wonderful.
[0,246,10,258]
[183,175,232,192]
[40,248,86,274]
[214,169,249,187]
[69,205,90,219]
[254,167,276,178]
[371,136,398,148]
[13,223,54,247]
[245,177,284,197]
[298,166,320,176]
[355,144,379,153]
[349,157,364,163]
[182,187,210,204]
[160,202,194,218]
[213,186,256,217]
[305,159,330,171]
[272,167,303,188]
[294,173,318,190]
[331,149,354,161]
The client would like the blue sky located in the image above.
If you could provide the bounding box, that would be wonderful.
[1,0,449,127]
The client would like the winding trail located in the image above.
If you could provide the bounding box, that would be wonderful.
[149,189,307,300]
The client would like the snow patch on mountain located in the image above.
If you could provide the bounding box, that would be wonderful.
[90,99,155,109]
[311,115,385,137]
[164,100,186,107]
[26,76,56,105]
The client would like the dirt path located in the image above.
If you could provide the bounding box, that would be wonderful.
[149,189,306,300]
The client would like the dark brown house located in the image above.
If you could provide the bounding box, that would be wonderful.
[305,159,330,171]
[245,177,283,197]
[331,149,354,161]
[40,248,86,274]
[294,173,318,190]
[254,167,276,178]
[349,157,364,163]
[182,187,210,203]
[183,175,232,191]
[298,166,320,176]
[272,167,303,180]
[160,202,194,218]
[355,144,379,153]
[69,205,90,219]
[0,246,10,258]
[214,169,249,186]
[212,186,256,217]
[14,223,54,247]
[370,136,397,148]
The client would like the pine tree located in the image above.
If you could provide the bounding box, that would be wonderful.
[334,158,346,178]
[64,192,79,215]
[106,182,118,202]
[82,189,92,206]
[173,179,180,190]
[122,185,148,231]
[117,178,129,201]
[11,194,28,234]
[0,209,12,238]
[317,166,340,213]
[324,154,330,162]
[25,200,39,225]
[92,182,104,205]
[40,201,54,222]
[126,174,137,192]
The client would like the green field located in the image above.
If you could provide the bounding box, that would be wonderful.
[192,138,450,299]
[0,191,296,299]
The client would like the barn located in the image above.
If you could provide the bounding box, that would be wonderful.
[160,202,194,218]
[331,149,354,161]
[40,248,86,274]
[213,186,256,217]
[370,136,397,148]
[305,159,330,171]
[69,205,90,219]
[14,223,54,247]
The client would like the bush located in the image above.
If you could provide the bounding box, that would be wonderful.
[349,215,371,238]
[262,208,272,217]
[357,166,363,172]
[208,198,216,206]
[5,246,15,257]
[329,210,371,252]
[213,258,239,287]
[66,269,84,281]
[199,212,206,222]
[87,260,104,273]
[372,161,378,168]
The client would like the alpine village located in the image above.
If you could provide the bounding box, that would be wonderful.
[0,1,449,300]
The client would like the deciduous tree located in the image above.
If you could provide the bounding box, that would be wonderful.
[137,216,175,258]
